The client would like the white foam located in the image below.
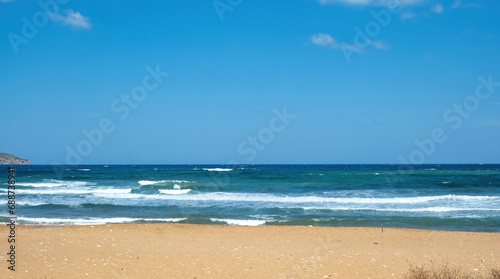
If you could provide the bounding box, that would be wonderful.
[17,180,92,188]
[173,184,181,189]
[191,193,494,205]
[17,217,186,225]
[93,193,151,199]
[89,192,498,205]
[159,189,191,195]
[18,217,137,225]
[302,207,500,213]
[65,181,93,187]
[386,207,500,213]
[16,201,47,206]
[16,182,63,187]
[202,168,233,172]
[79,169,90,171]
[138,180,159,186]
[138,180,191,186]
[19,188,131,195]
[143,218,186,222]
[210,218,266,226]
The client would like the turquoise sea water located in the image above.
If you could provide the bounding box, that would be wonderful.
[1,165,499,232]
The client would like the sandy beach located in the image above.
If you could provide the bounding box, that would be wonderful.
[1,224,499,278]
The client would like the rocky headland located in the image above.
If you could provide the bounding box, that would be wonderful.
[0,153,31,165]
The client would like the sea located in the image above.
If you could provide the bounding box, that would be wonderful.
[1,164,499,232]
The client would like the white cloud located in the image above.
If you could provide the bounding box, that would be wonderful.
[310,33,388,53]
[317,0,422,6]
[49,9,91,30]
[452,0,478,8]
[310,33,362,52]
[431,3,444,13]
[311,33,337,47]
[317,0,478,24]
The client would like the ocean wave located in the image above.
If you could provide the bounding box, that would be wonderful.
[388,207,500,213]
[18,188,132,195]
[138,180,160,186]
[210,218,266,226]
[142,218,187,222]
[89,192,498,205]
[159,189,191,195]
[16,182,62,187]
[16,201,48,206]
[138,180,191,186]
[302,207,500,213]
[16,179,93,188]
[17,217,186,225]
[202,168,233,172]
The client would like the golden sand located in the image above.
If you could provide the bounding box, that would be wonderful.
[1,224,499,278]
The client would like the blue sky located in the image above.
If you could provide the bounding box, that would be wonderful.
[1,0,499,164]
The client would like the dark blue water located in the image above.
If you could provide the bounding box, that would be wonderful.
[1,165,499,232]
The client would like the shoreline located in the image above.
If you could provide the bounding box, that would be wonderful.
[6,221,500,233]
[2,224,499,278]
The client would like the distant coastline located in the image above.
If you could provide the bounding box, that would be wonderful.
[0,152,31,165]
